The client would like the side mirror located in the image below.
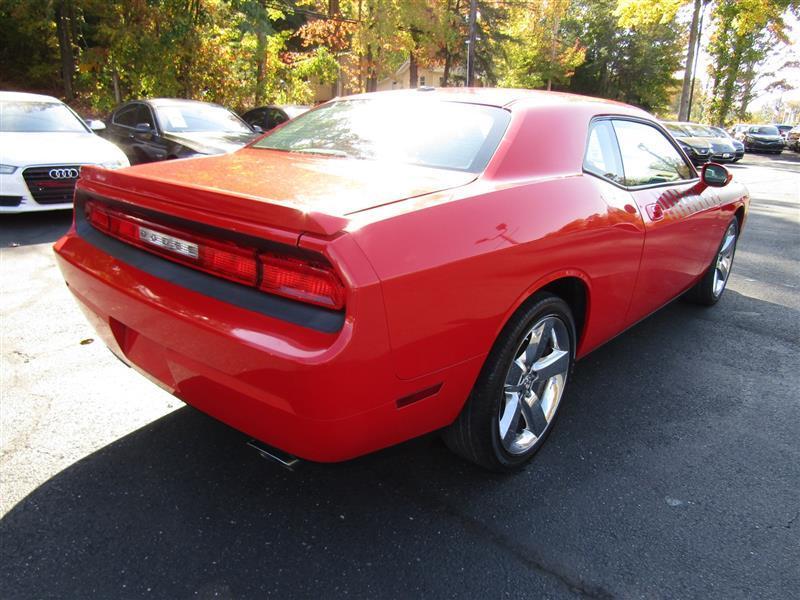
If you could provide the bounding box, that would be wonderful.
[252,124,263,133]
[87,119,106,132]
[701,163,731,188]
[134,122,153,134]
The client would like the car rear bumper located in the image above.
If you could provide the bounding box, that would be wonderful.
[54,226,481,462]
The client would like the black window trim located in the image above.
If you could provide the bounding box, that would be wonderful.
[583,115,699,191]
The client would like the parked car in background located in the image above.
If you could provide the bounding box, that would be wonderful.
[733,124,785,154]
[0,91,128,214]
[662,121,714,164]
[100,98,259,165]
[708,126,745,161]
[786,125,800,152]
[240,105,290,132]
[280,105,311,119]
[55,89,749,471]
[241,105,312,132]
[773,124,793,140]
[730,124,748,138]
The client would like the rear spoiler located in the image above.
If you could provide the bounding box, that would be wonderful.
[77,166,350,238]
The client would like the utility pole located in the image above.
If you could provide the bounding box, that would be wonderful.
[466,0,477,87]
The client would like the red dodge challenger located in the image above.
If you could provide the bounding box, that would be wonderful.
[54,89,749,471]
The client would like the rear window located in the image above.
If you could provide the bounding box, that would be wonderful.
[253,98,511,173]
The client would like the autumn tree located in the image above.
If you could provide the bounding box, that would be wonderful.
[498,0,586,91]
[568,0,684,111]
[706,0,800,126]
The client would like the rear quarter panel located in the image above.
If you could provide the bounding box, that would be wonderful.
[351,175,645,380]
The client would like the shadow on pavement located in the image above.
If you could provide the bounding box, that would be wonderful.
[1,289,798,599]
[0,211,73,248]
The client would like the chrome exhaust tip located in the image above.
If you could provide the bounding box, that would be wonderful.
[247,439,300,471]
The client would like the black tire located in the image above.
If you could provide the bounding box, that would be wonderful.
[442,293,575,472]
[685,217,739,306]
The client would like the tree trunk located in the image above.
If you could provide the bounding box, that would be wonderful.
[55,1,75,100]
[716,37,744,126]
[466,0,477,86]
[255,29,267,106]
[366,46,377,92]
[443,52,451,87]
[736,61,757,120]
[409,49,418,88]
[112,69,121,104]
[678,0,702,121]
[329,0,340,97]
[546,12,561,91]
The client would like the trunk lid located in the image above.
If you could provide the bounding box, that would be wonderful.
[79,148,475,238]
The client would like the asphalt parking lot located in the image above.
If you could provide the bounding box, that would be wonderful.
[1,152,798,599]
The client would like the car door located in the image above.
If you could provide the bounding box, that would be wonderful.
[610,118,721,326]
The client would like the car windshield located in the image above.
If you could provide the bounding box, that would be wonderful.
[749,126,779,135]
[253,99,511,172]
[683,124,715,137]
[0,101,87,132]
[663,123,687,135]
[155,103,252,134]
[710,127,731,138]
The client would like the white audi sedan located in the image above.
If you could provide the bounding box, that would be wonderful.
[0,92,129,213]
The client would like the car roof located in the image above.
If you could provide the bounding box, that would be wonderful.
[137,98,226,109]
[343,87,647,115]
[0,91,62,103]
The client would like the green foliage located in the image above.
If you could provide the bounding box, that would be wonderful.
[0,0,795,122]
[568,0,683,111]
[706,0,800,126]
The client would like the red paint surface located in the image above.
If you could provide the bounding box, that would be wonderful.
[54,89,749,461]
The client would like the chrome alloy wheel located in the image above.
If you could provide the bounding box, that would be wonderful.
[713,222,738,297]
[499,315,570,455]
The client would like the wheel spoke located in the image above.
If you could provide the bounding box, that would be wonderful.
[522,393,548,436]
[533,349,569,382]
[524,321,551,366]
[499,391,522,444]
[720,230,736,255]
[507,358,526,382]
[717,258,729,281]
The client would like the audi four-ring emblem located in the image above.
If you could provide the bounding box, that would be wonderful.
[49,168,80,179]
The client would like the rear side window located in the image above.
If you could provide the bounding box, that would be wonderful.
[114,105,138,127]
[136,105,154,128]
[583,121,624,184]
[612,120,692,186]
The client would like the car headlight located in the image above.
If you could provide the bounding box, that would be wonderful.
[100,158,129,170]
[0,164,18,174]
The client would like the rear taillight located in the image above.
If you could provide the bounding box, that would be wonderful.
[260,253,345,309]
[85,201,345,310]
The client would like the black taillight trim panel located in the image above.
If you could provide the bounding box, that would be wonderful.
[74,192,345,334]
